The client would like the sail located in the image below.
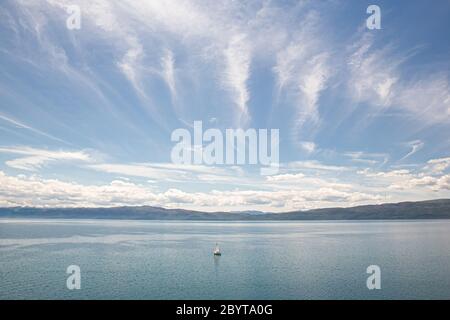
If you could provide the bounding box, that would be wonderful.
[214,243,220,254]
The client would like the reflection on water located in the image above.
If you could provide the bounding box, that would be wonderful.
[1,219,450,299]
[213,254,221,275]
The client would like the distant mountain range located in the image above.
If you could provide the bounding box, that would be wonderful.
[1,199,450,220]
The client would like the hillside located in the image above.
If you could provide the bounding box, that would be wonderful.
[1,199,450,220]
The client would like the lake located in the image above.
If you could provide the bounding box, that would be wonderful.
[0,219,449,299]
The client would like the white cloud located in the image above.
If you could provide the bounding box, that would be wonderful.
[357,168,411,179]
[39,0,264,125]
[347,34,400,107]
[272,11,331,138]
[49,0,148,98]
[0,146,93,171]
[0,154,449,211]
[0,170,381,211]
[358,157,450,193]
[0,113,66,144]
[88,162,248,185]
[88,163,182,181]
[266,173,354,193]
[0,170,158,207]
[388,174,450,192]
[161,49,177,100]
[297,53,330,126]
[222,34,251,125]
[345,151,389,166]
[266,173,305,182]
[286,160,349,172]
[117,39,146,97]
[394,75,450,124]
[299,141,316,154]
[424,157,450,174]
[347,33,450,125]
[399,140,424,161]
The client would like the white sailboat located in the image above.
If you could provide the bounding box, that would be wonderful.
[213,243,221,256]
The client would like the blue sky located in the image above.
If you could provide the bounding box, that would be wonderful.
[0,0,449,211]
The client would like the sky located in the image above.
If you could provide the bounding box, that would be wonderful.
[0,0,450,212]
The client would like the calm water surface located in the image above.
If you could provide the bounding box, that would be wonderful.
[0,219,449,299]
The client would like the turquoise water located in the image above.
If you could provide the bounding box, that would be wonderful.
[0,219,449,300]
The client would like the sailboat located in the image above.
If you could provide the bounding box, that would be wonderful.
[213,243,221,256]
